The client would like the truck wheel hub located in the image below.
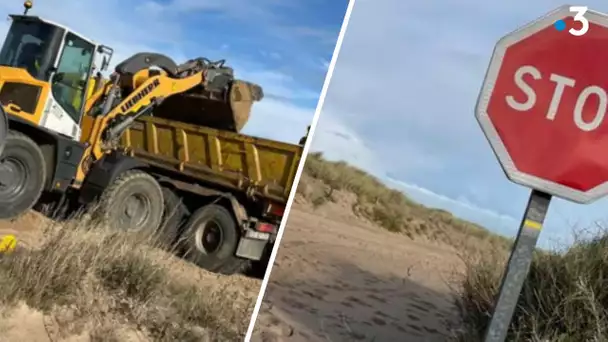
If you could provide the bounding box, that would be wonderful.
[0,158,27,197]
[195,221,223,255]
[123,194,150,227]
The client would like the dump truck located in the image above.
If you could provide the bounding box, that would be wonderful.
[114,116,302,273]
[0,1,305,274]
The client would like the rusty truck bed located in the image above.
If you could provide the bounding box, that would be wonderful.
[119,116,302,204]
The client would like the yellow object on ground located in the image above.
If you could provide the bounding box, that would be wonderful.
[0,234,17,253]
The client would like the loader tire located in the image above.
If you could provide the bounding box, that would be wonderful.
[0,131,46,219]
[158,186,189,250]
[97,170,164,233]
[180,204,248,275]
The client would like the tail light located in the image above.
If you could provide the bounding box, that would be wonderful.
[256,222,276,233]
[267,203,285,217]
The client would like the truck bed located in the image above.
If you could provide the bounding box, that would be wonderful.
[118,116,302,204]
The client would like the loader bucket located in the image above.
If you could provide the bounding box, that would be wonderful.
[153,79,263,132]
[229,80,264,132]
[0,106,7,156]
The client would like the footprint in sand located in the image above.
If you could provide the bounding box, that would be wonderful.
[366,293,388,303]
[345,295,372,308]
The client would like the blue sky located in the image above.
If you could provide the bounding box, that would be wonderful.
[310,0,608,249]
[0,0,348,144]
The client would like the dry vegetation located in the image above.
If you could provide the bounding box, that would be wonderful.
[456,232,608,342]
[0,212,257,341]
[298,152,510,251]
[298,152,608,341]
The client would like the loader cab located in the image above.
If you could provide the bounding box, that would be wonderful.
[0,16,63,82]
[0,14,112,141]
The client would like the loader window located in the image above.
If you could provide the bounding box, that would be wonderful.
[51,32,94,124]
[0,19,63,81]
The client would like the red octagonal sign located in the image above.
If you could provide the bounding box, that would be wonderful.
[476,5,608,204]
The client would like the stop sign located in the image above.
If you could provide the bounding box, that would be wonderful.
[476,6,608,204]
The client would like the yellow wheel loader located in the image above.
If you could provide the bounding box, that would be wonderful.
[0,3,115,219]
[0,1,261,223]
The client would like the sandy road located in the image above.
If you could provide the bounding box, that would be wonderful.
[251,204,464,341]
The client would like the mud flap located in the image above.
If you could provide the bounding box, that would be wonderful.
[0,106,7,156]
[235,229,271,261]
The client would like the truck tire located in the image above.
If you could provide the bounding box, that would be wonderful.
[0,131,46,219]
[180,204,248,275]
[158,186,189,250]
[97,170,164,234]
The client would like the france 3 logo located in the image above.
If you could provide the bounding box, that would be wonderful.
[554,6,589,36]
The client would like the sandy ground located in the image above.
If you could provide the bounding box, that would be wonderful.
[0,212,53,342]
[0,200,467,341]
[251,203,465,342]
[0,211,47,247]
[0,211,261,342]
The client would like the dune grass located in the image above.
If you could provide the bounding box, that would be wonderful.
[455,231,608,342]
[298,152,510,250]
[0,212,255,341]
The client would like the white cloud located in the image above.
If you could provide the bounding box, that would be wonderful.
[386,177,520,237]
[310,111,386,175]
[243,99,312,144]
[234,67,319,101]
[156,0,272,18]
[309,109,447,180]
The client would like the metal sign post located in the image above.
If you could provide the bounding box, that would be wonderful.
[483,190,551,342]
